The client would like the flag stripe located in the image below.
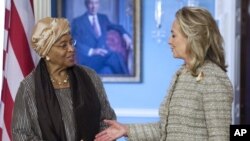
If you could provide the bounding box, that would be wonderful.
[0,130,1,140]
[0,103,11,141]
[2,78,14,140]
[1,0,35,140]
[9,0,34,76]
[4,9,10,30]
[3,29,9,72]
[13,0,36,64]
[2,51,6,71]
[14,0,35,45]
[5,43,25,99]
[30,0,34,13]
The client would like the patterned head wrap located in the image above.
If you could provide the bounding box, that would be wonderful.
[31,17,70,57]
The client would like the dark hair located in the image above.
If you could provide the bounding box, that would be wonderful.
[84,0,93,8]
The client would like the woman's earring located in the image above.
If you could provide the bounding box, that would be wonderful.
[45,56,50,61]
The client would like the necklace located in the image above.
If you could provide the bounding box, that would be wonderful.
[50,74,69,85]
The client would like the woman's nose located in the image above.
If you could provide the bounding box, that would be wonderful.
[68,45,75,52]
[168,37,172,45]
[68,40,76,52]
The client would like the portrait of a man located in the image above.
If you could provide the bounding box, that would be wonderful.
[67,0,132,75]
[60,0,140,82]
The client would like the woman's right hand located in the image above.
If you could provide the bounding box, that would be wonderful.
[95,120,128,141]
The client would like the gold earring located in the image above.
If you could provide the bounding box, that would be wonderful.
[45,56,50,61]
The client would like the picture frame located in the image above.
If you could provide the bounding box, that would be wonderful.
[52,0,141,82]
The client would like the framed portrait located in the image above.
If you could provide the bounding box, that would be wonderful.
[51,0,141,82]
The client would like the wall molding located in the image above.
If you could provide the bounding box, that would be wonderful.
[114,108,159,118]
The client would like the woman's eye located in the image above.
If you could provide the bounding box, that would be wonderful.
[69,41,73,45]
[60,44,67,48]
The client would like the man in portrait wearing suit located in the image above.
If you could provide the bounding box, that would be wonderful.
[71,0,132,75]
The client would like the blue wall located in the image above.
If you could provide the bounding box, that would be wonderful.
[106,0,180,111]
[104,0,215,116]
[103,0,215,140]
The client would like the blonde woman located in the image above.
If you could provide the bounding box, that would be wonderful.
[95,6,233,141]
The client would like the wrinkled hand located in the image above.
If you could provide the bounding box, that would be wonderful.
[95,120,128,141]
[122,34,132,50]
[92,48,108,56]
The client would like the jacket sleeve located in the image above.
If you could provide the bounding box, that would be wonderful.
[126,122,161,141]
[202,71,233,141]
[84,66,117,130]
[12,81,42,141]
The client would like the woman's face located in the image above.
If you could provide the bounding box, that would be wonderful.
[47,34,75,69]
[168,19,189,62]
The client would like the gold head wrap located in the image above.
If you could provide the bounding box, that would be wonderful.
[31,17,70,57]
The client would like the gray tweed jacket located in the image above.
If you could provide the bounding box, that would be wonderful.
[11,65,116,141]
[127,61,233,141]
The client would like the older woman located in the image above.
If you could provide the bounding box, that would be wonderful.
[95,6,233,141]
[11,17,116,141]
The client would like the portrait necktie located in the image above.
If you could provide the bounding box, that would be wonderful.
[92,17,101,37]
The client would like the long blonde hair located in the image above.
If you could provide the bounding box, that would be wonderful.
[176,6,227,76]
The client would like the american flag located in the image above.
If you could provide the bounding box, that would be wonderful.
[0,0,36,140]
